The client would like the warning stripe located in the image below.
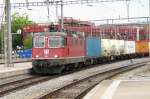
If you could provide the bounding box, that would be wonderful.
[100,80,121,99]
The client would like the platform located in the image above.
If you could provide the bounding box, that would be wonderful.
[0,62,32,79]
[84,80,150,99]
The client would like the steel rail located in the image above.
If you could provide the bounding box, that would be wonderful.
[38,62,147,99]
[0,75,58,97]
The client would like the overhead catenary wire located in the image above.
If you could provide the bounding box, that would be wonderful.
[0,0,131,8]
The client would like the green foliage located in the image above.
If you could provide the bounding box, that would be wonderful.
[0,12,34,50]
[0,32,2,52]
[12,34,22,48]
[23,34,32,49]
[11,12,33,33]
[11,12,34,49]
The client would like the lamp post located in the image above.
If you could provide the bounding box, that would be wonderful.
[126,0,130,22]
[56,1,59,23]
[4,0,13,66]
[60,0,64,31]
[149,0,150,56]
[46,0,50,23]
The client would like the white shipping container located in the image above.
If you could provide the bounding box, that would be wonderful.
[109,40,125,56]
[101,39,110,56]
[114,40,125,55]
[124,41,135,54]
[110,39,117,56]
[118,40,125,55]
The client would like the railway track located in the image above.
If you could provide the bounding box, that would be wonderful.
[0,58,149,99]
[0,63,102,97]
[38,62,148,99]
[0,61,108,97]
[0,75,58,97]
[0,63,100,97]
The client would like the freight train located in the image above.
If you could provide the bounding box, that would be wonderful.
[22,20,150,74]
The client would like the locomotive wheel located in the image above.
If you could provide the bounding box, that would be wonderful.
[33,61,65,74]
[33,65,66,74]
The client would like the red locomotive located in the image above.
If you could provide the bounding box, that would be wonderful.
[32,26,85,73]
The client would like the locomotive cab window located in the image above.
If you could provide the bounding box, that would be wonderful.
[48,36,65,48]
[33,36,45,48]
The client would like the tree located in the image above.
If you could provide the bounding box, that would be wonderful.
[11,12,34,49]
[0,25,4,53]
[23,34,32,49]
[0,32,2,53]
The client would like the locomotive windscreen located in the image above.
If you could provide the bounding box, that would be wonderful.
[48,36,64,48]
[33,36,45,47]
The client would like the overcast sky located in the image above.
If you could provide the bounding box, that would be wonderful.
[0,0,149,23]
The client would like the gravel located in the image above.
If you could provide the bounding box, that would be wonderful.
[1,57,150,99]
[111,62,150,80]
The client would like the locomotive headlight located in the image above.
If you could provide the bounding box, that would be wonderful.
[54,54,58,58]
[35,55,39,58]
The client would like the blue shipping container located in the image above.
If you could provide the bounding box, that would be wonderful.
[17,49,32,58]
[86,37,101,58]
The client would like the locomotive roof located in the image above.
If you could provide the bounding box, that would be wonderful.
[33,32,67,36]
[33,31,84,38]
